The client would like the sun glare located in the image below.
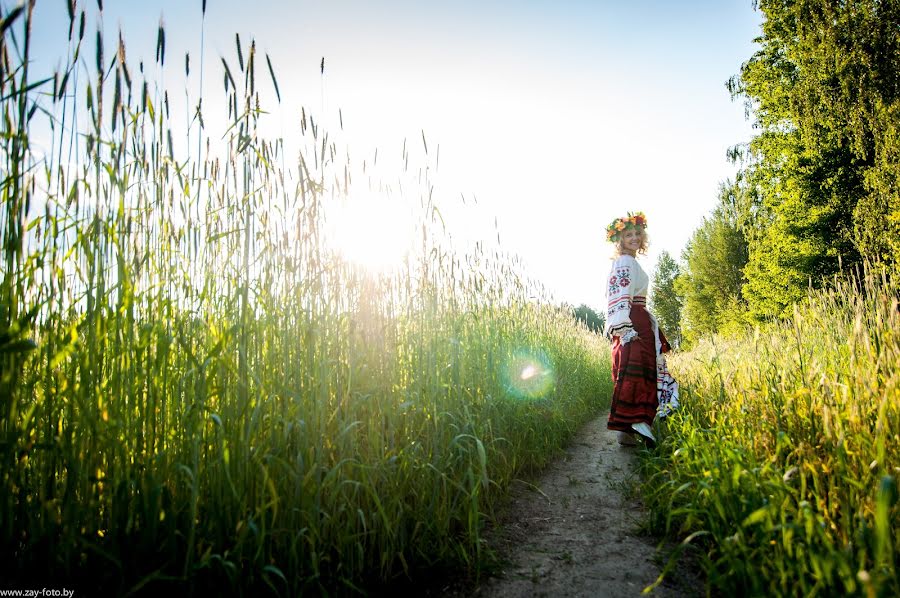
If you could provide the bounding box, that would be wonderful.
[503,349,556,400]
[325,193,417,273]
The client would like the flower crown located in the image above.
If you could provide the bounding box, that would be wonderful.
[605,211,647,242]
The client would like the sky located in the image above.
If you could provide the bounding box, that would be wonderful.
[25,0,762,311]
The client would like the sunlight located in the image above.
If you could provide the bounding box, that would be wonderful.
[503,349,556,400]
[520,365,537,381]
[325,192,417,273]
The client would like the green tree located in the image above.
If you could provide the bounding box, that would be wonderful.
[650,251,682,349]
[728,0,900,318]
[571,304,604,334]
[675,182,749,347]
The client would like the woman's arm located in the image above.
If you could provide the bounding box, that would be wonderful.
[604,257,637,342]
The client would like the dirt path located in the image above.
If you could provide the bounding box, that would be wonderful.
[468,413,700,598]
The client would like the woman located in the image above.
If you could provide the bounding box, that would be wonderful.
[603,212,678,446]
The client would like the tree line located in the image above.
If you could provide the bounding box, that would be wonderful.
[650,0,900,348]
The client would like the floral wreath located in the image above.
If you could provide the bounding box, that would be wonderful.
[605,211,647,242]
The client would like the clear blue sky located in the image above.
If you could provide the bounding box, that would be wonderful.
[27,0,761,310]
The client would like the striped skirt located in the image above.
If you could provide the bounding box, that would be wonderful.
[607,304,666,431]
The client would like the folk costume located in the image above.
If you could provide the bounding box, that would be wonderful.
[603,213,679,443]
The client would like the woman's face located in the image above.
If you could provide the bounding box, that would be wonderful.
[620,228,643,254]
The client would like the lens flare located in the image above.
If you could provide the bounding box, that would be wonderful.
[503,348,555,400]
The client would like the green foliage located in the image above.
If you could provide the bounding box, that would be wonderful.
[642,263,900,596]
[570,303,604,334]
[728,0,900,319]
[0,5,613,595]
[649,250,682,349]
[673,182,749,348]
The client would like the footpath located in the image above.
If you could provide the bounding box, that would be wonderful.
[468,413,701,598]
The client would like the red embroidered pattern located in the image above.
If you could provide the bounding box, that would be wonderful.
[609,265,631,295]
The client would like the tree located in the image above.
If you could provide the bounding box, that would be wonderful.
[650,251,682,349]
[727,0,900,319]
[571,304,604,334]
[675,181,749,347]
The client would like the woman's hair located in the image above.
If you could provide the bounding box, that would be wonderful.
[613,229,649,257]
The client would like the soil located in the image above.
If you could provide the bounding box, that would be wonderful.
[461,413,703,598]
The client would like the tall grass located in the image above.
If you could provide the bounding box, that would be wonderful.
[643,264,900,596]
[0,3,611,594]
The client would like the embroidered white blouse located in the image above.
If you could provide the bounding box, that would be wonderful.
[603,254,649,341]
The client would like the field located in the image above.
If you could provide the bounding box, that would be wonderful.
[4,2,900,596]
[0,4,610,594]
[644,267,900,596]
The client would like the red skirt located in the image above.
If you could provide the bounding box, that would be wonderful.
[607,305,666,431]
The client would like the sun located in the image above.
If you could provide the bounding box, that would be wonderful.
[325,192,417,273]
